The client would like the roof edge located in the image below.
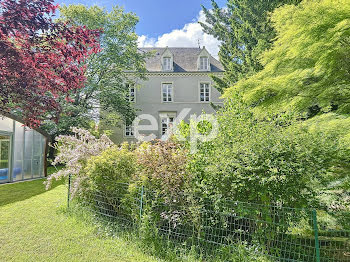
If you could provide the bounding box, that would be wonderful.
[0,111,51,139]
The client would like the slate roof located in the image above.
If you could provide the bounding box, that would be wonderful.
[139,47,224,73]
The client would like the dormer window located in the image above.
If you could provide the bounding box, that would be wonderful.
[199,56,209,71]
[163,57,172,71]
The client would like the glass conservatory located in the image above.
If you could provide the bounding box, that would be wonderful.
[0,115,47,184]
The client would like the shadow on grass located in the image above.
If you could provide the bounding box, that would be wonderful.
[0,166,64,207]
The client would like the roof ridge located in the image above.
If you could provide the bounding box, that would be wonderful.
[139,47,224,72]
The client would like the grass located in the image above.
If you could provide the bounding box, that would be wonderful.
[0,177,162,262]
[0,166,62,207]
[0,169,271,262]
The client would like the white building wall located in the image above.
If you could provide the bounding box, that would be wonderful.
[110,73,223,144]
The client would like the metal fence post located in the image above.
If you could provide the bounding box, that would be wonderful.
[67,174,71,208]
[139,185,144,221]
[312,209,321,262]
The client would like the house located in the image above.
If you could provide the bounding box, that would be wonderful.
[110,47,224,143]
[0,114,48,184]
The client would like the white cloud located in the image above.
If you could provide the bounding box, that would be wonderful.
[138,11,221,58]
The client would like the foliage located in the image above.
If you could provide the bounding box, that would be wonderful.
[188,95,348,208]
[46,128,113,196]
[42,4,147,137]
[224,0,350,117]
[84,145,136,197]
[131,141,194,237]
[0,0,100,127]
[200,0,300,92]
[134,141,191,204]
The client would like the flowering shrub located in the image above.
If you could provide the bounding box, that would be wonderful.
[46,128,113,196]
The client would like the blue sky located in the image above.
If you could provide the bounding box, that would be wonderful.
[56,0,226,57]
[57,0,226,37]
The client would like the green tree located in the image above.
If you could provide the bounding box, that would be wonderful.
[224,0,350,118]
[200,0,300,93]
[42,5,147,142]
[188,94,348,208]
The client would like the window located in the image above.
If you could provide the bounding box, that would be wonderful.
[199,56,209,71]
[126,83,135,102]
[200,83,210,102]
[162,83,173,102]
[163,57,171,71]
[161,116,175,136]
[125,125,134,137]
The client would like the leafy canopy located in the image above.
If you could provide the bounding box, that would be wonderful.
[201,0,300,92]
[224,0,350,117]
[42,5,147,137]
[0,0,100,127]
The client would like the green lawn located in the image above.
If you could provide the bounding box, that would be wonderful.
[0,178,162,262]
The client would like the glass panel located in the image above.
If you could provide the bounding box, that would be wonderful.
[0,116,13,132]
[163,57,171,70]
[200,57,208,70]
[0,135,10,182]
[23,129,33,179]
[162,123,167,135]
[32,131,42,178]
[129,88,135,102]
[200,83,210,101]
[125,125,134,137]
[13,122,24,181]
[168,86,172,101]
[40,140,46,177]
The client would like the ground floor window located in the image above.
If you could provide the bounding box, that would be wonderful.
[161,116,175,136]
[125,125,134,137]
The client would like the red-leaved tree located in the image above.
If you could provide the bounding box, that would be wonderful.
[0,0,100,127]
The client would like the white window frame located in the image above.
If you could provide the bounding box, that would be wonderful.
[163,57,172,71]
[126,83,136,103]
[199,56,209,71]
[199,82,211,102]
[161,82,173,103]
[124,124,134,137]
[160,113,176,136]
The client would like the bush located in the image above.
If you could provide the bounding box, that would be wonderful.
[189,94,345,209]
[134,140,191,203]
[130,140,196,239]
[84,144,136,196]
[46,128,114,196]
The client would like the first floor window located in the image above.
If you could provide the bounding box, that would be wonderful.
[162,83,173,102]
[200,83,210,102]
[126,83,135,102]
[161,116,175,136]
[125,125,134,137]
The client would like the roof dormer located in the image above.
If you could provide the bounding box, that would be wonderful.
[161,47,174,72]
[197,47,211,72]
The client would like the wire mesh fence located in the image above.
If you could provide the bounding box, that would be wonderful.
[67,178,350,262]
